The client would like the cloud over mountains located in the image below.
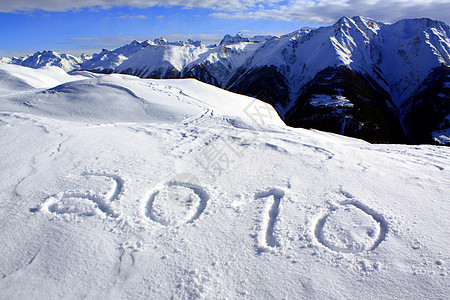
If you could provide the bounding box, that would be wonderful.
[1,0,449,24]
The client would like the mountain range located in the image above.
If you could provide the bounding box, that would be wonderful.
[2,16,449,145]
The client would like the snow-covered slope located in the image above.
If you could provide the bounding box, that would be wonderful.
[0,63,86,95]
[0,65,449,299]
[0,72,283,127]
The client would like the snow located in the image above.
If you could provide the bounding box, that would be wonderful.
[0,65,449,299]
[432,115,450,145]
[116,44,204,76]
[115,42,261,87]
[0,57,12,64]
[0,63,85,95]
[76,36,261,78]
[219,33,250,45]
[81,41,152,72]
[4,51,83,72]
[309,94,354,108]
[317,203,382,253]
[0,70,283,127]
[433,128,450,145]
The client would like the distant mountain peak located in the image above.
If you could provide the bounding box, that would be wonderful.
[2,50,83,72]
[153,37,169,45]
[219,33,250,45]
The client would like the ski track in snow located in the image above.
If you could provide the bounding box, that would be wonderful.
[96,83,144,101]
[362,146,447,171]
[179,108,214,127]
[298,143,335,160]
[1,249,41,279]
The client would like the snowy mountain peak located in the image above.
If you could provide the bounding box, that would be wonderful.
[335,16,354,28]
[149,37,203,47]
[186,39,203,47]
[4,50,83,72]
[353,16,381,31]
[249,35,274,43]
[80,53,92,61]
[129,40,140,46]
[393,17,449,34]
[220,33,251,45]
[79,39,154,72]
[0,57,12,64]
[333,16,380,41]
[284,27,313,39]
[153,37,169,45]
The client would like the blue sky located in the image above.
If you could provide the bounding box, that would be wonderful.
[0,6,313,56]
[1,0,449,57]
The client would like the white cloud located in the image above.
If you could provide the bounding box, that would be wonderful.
[210,0,450,24]
[0,1,276,13]
[117,14,148,19]
[0,0,449,24]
